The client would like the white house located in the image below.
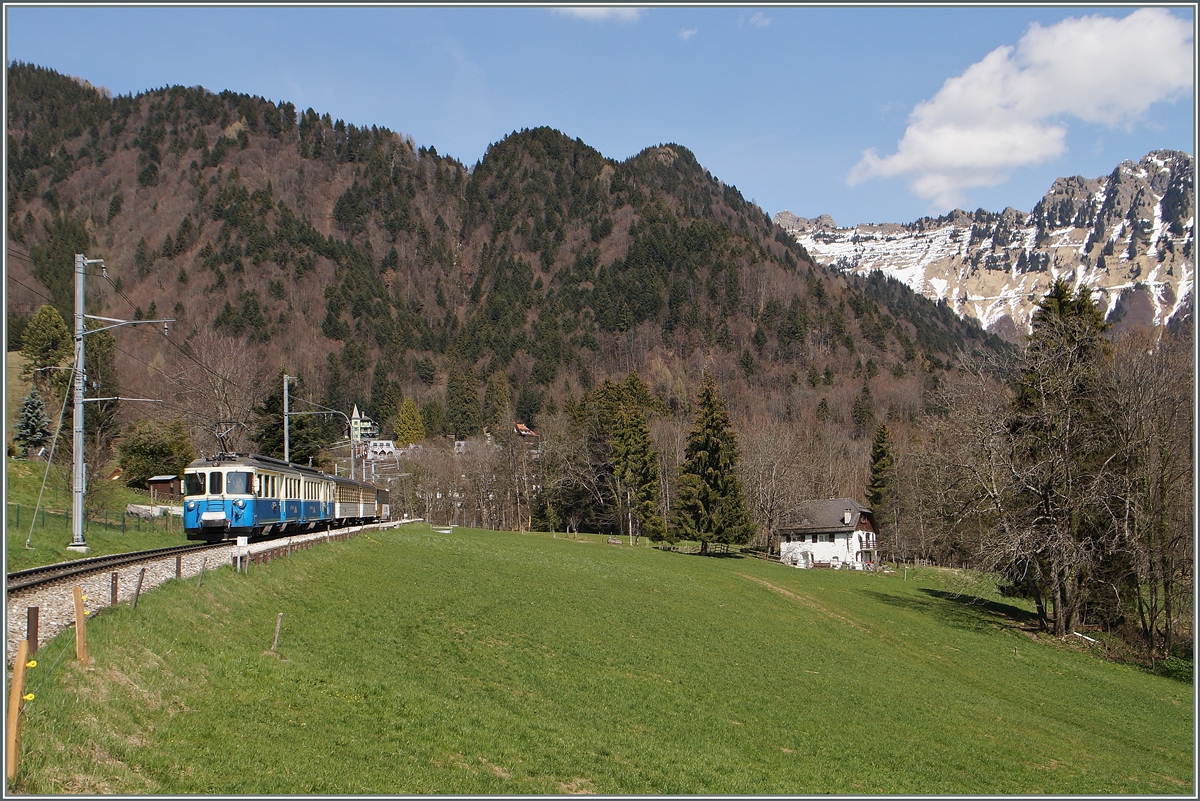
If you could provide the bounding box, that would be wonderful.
[777,498,878,570]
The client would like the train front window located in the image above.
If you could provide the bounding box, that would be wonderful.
[209,472,223,494]
[184,473,206,496]
[226,471,252,495]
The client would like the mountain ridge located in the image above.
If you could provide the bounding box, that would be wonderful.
[0,59,1016,519]
[775,149,1194,339]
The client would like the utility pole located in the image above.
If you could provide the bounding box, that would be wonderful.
[286,399,354,479]
[70,255,91,553]
[283,373,291,463]
[69,254,172,553]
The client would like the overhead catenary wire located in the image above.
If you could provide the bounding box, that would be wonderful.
[10,249,268,404]
[98,267,142,316]
[9,249,342,446]
[5,272,56,305]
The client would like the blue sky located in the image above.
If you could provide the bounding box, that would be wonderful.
[4,5,1195,226]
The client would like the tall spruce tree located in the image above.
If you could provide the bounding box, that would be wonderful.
[482,370,513,432]
[864,423,893,509]
[611,402,664,544]
[14,388,53,454]
[446,367,482,439]
[864,423,894,548]
[671,373,755,553]
[368,362,402,428]
[421,399,446,438]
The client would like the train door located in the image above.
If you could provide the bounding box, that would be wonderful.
[256,472,281,527]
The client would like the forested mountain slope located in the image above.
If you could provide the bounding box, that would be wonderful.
[6,63,1011,485]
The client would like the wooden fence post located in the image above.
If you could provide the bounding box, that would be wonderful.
[131,567,146,610]
[176,554,182,578]
[272,613,284,651]
[72,586,88,668]
[26,608,38,656]
[197,557,206,587]
[110,573,118,606]
[6,640,30,781]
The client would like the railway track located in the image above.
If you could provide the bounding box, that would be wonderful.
[6,542,227,593]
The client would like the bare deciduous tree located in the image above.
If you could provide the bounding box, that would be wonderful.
[738,416,806,554]
[1101,329,1193,660]
[167,331,271,455]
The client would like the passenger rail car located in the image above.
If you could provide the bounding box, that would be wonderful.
[182,453,389,542]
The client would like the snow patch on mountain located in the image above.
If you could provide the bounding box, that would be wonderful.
[777,151,1193,337]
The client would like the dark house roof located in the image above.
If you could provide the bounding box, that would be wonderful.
[779,498,876,535]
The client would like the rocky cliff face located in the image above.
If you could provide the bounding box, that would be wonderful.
[776,151,1194,339]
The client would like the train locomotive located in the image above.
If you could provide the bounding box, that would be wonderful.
[182,453,389,542]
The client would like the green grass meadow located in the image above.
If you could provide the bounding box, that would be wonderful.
[5,457,191,572]
[8,524,1194,794]
[7,354,189,570]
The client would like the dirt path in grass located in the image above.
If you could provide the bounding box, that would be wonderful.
[736,573,874,636]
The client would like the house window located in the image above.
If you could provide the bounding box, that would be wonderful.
[811,534,818,543]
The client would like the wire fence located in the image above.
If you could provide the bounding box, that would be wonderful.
[6,502,181,537]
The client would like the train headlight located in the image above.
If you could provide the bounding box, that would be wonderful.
[186,501,195,511]
[234,499,245,509]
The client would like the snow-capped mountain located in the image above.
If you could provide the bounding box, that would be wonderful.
[776,150,1193,339]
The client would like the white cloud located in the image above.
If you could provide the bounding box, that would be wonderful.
[552,7,642,24]
[749,12,771,28]
[679,28,697,41]
[848,8,1194,210]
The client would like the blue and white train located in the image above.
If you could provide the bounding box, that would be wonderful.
[182,453,389,542]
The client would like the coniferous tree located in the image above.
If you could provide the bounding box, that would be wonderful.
[369,362,402,426]
[865,424,893,507]
[421,398,446,438]
[14,388,53,454]
[20,305,72,398]
[393,397,426,446]
[851,385,875,438]
[865,423,894,545]
[611,402,664,544]
[671,373,755,553]
[482,370,512,432]
[1005,278,1113,636]
[446,367,481,439]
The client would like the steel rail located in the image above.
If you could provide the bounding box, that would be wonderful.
[6,542,228,593]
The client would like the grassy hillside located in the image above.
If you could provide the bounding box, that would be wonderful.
[5,457,190,571]
[9,524,1192,794]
